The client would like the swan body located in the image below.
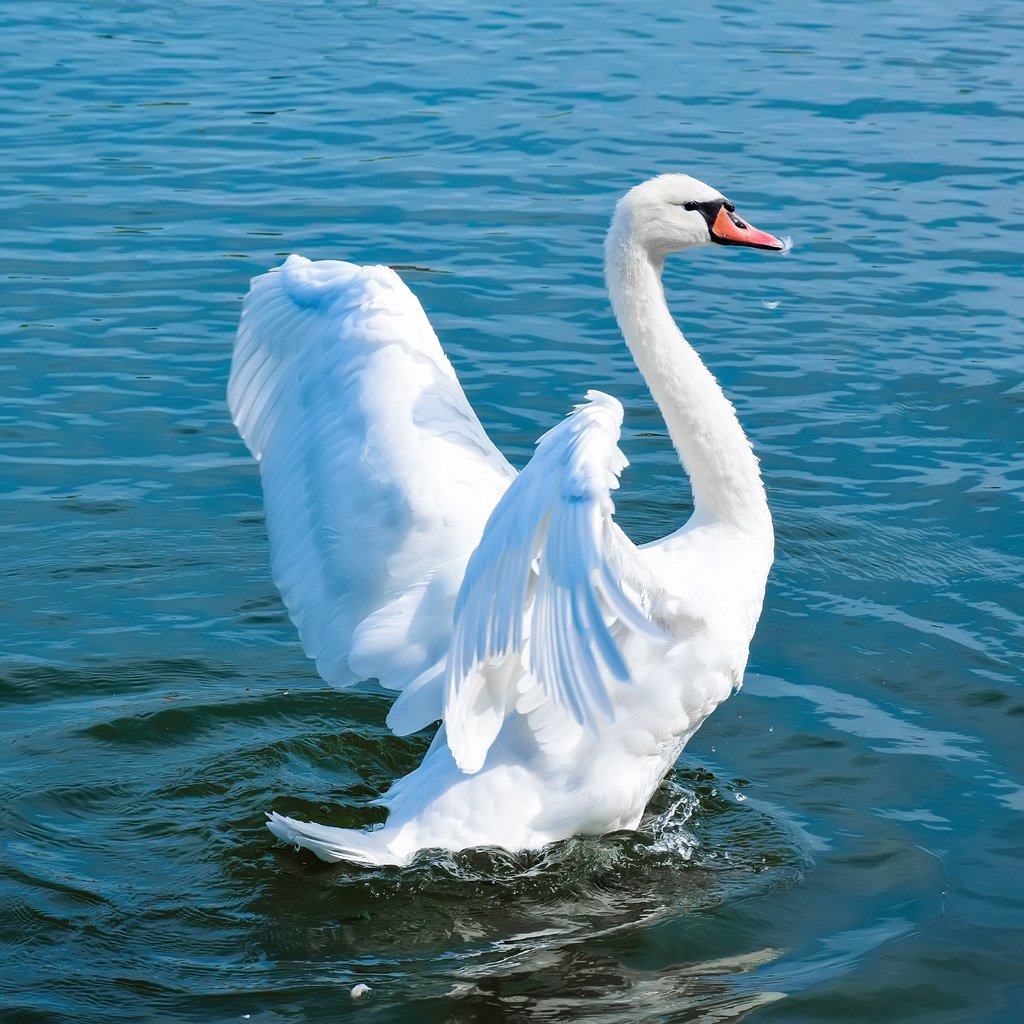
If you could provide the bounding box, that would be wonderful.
[229,174,786,865]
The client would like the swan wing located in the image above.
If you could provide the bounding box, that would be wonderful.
[229,255,515,732]
[444,391,683,773]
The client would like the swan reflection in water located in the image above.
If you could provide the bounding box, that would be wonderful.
[248,769,807,1022]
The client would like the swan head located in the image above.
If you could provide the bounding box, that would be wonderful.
[608,173,785,263]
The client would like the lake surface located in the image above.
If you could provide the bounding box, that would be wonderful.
[3,1,1023,1021]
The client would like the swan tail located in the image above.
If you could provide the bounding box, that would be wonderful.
[266,812,407,866]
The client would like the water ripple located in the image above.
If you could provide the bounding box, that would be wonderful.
[3,0,1023,1019]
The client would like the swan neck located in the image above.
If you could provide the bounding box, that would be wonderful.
[605,237,770,533]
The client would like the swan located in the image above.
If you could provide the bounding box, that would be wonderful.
[228,173,786,866]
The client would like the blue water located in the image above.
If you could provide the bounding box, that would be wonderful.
[3,1,1023,1020]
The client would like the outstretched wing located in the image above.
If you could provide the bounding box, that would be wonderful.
[229,255,515,732]
[444,391,681,773]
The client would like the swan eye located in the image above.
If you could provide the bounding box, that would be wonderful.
[681,201,699,211]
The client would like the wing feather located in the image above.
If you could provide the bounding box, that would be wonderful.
[229,255,515,731]
[444,391,677,773]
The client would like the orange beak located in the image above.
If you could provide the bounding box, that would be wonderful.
[710,205,786,251]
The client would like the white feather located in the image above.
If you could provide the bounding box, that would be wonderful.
[444,391,677,773]
[229,255,514,732]
[234,173,782,865]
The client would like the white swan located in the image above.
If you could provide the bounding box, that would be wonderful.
[228,173,786,866]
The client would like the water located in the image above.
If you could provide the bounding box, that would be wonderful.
[2,0,1022,1020]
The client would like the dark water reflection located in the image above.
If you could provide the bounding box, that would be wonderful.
[213,766,806,1022]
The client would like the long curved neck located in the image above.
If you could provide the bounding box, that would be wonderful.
[605,234,770,535]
